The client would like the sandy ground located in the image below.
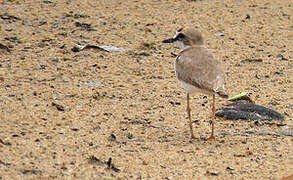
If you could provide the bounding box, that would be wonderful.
[0,0,292,179]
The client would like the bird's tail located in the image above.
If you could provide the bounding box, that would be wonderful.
[217,91,228,98]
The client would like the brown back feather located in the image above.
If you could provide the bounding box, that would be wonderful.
[175,46,227,97]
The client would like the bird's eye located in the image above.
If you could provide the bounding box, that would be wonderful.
[175,33,185,40]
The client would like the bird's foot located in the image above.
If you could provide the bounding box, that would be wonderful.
[206,135,216,141]
[190,135,198,140]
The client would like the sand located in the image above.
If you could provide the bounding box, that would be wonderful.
[0,0,292,179]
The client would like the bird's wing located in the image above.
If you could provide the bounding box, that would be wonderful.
[175,47,227,96]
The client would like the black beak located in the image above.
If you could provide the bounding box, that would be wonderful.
[162,38,175,43]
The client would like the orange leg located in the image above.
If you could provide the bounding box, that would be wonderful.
[207,94,216,140]
[187,93,197,139]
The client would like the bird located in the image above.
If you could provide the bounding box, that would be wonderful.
[162,27,228,140]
